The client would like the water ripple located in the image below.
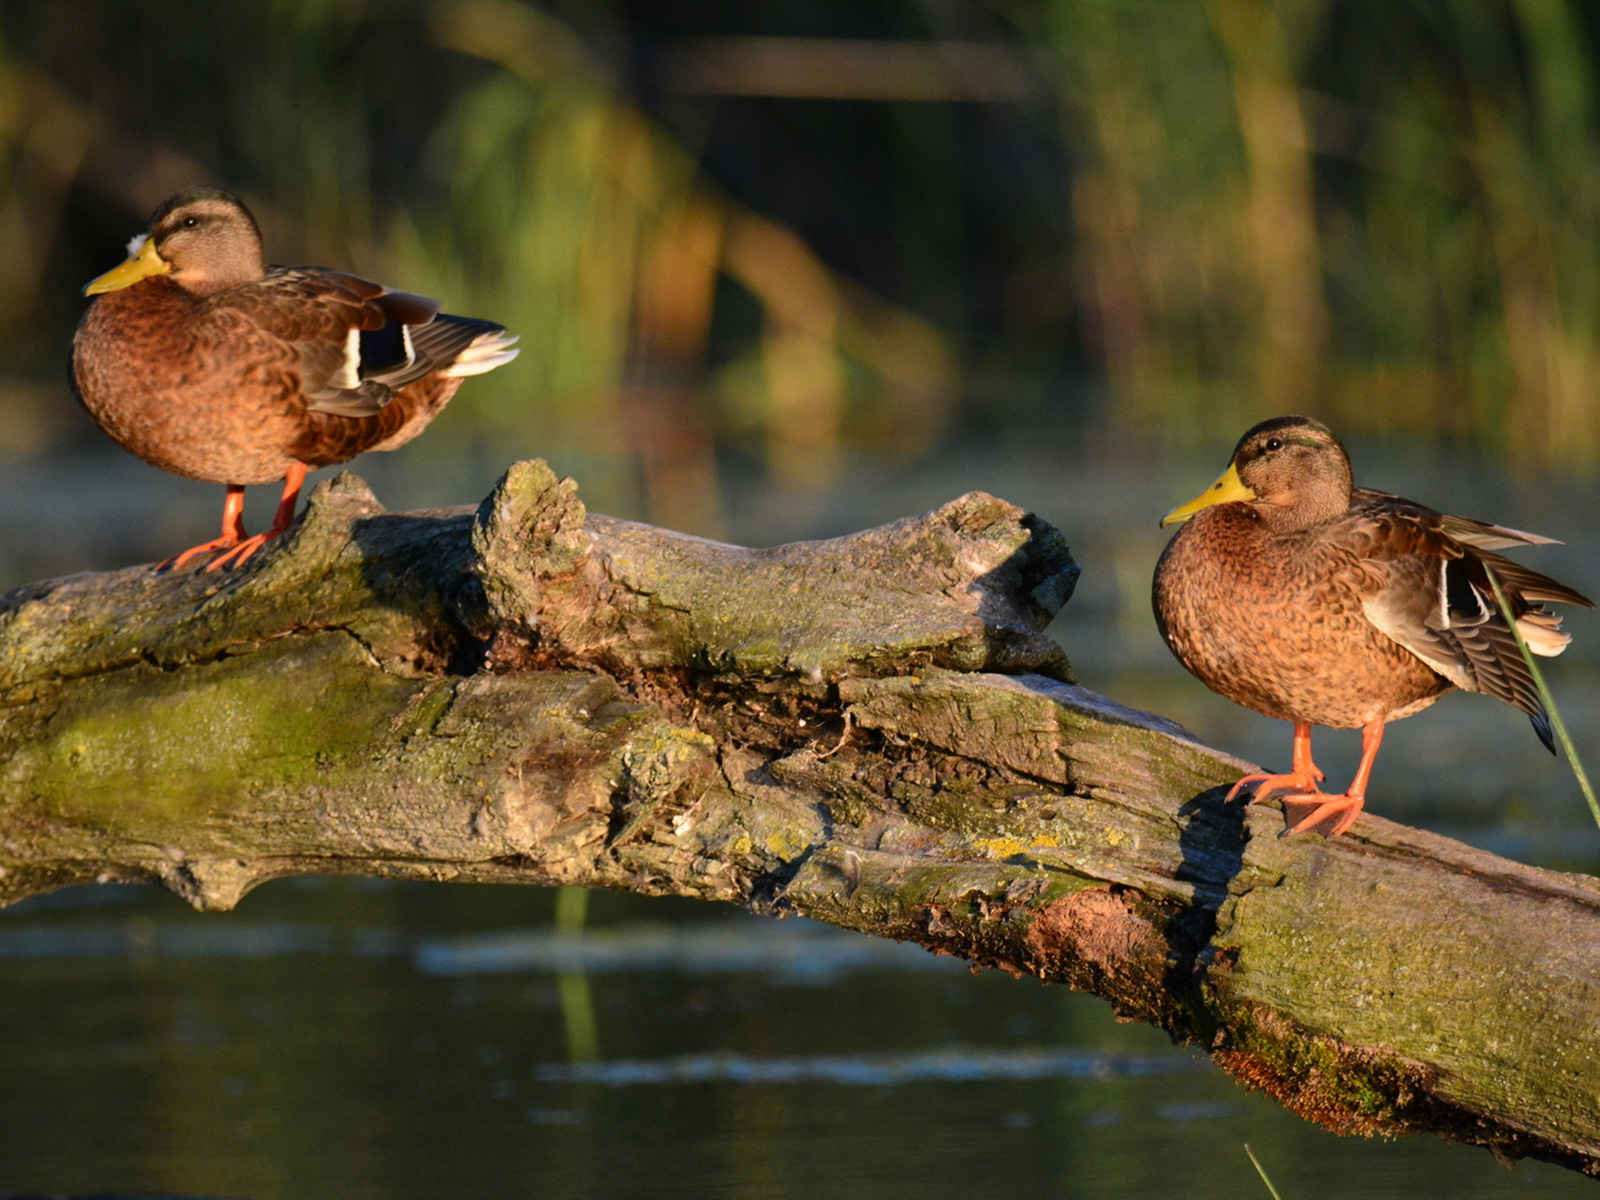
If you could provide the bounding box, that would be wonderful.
[532,1045,1210,1086]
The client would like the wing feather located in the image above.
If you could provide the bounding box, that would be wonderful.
[1352,494,1591,753]
[216,267,508,418]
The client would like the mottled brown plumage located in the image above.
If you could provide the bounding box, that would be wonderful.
[72,186,518,570]
[1153,415,1592,836]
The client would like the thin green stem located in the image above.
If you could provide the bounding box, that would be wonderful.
[1484,567,1600,834]
[555,883,590,936]
[555,886,599,1062]
[1244,1144,1285,1200]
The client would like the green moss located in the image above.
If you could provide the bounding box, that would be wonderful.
[1211,990,1424,1131]
[897,778,1058,839]
[23,634,422,831]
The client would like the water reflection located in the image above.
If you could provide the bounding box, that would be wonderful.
[531,1046,1208,1087]
[0,875,1591,1200]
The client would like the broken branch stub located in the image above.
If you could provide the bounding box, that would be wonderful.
[466,458,1079,678]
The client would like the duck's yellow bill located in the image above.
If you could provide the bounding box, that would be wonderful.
[1159,463,1257,527]
[83,235,171,296]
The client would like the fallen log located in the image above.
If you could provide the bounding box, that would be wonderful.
[1,460,1597,1175]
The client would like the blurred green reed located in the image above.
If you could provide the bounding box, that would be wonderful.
[3,0,1600,515]
[1025,0,1600,462]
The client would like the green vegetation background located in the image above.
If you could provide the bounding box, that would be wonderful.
[5,0,1600,543]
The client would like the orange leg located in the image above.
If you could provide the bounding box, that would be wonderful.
[163,484,249,570]
[1225,721,1326,804]
[1279,718,1385,837]
[204,462,310,572]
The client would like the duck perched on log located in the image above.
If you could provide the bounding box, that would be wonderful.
[72,186,518,571]
[1153,415,1592,836]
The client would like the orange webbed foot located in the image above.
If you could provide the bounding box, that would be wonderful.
[162,535,242,572]
[159,482,250,572]
[202,530,279,572]
[1280,792,1366,838]
[1224,769,1324,806]
[1275,719,1384,838]
[163,525,286,573]
[1224,721,1325,806]
[160,465,308,574]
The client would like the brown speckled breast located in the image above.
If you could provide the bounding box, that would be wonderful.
[1153,504,1451,728]
[73,282,302,484]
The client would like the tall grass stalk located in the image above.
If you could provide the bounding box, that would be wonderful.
[1244,1144,1285,1200]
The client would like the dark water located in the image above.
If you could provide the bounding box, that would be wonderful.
[3,432,1598,1198]
[0,881,1592,1200]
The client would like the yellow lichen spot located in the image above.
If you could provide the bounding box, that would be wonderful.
[972,836,1027,858]
[972,833,1063,859]
[763,830,811,860]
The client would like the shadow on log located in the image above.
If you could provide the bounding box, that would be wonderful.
[2,460,1598,1175]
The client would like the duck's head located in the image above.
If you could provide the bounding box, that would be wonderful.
[84,187,266,300]
[1160,415,1354,532]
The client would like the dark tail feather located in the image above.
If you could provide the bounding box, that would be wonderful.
[1529,707,1557,755]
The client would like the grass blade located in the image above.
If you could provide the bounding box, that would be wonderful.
[1244,1144,1285,1200]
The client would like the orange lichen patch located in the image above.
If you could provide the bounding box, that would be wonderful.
[1024,885,1173,1019]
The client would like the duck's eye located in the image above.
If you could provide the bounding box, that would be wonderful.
[181,216,199,228]
[1264,437,1283,452]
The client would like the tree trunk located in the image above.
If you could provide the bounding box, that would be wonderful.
[2,460,1597,1176]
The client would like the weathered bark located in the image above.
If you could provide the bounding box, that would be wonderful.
[2,460,1598,1175]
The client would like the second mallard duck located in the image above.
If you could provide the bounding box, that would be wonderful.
[1154,415,1592,836]
[72,187,519,571]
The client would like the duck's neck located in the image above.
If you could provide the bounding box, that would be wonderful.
[1256,471,1352,533]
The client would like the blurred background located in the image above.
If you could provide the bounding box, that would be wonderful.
[2,2,1600,1197]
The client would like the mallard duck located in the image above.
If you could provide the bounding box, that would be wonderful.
[1153,415,1592,836]
[71,187,518,571]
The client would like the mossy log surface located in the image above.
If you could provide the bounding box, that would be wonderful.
[2,460,1598,1175]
